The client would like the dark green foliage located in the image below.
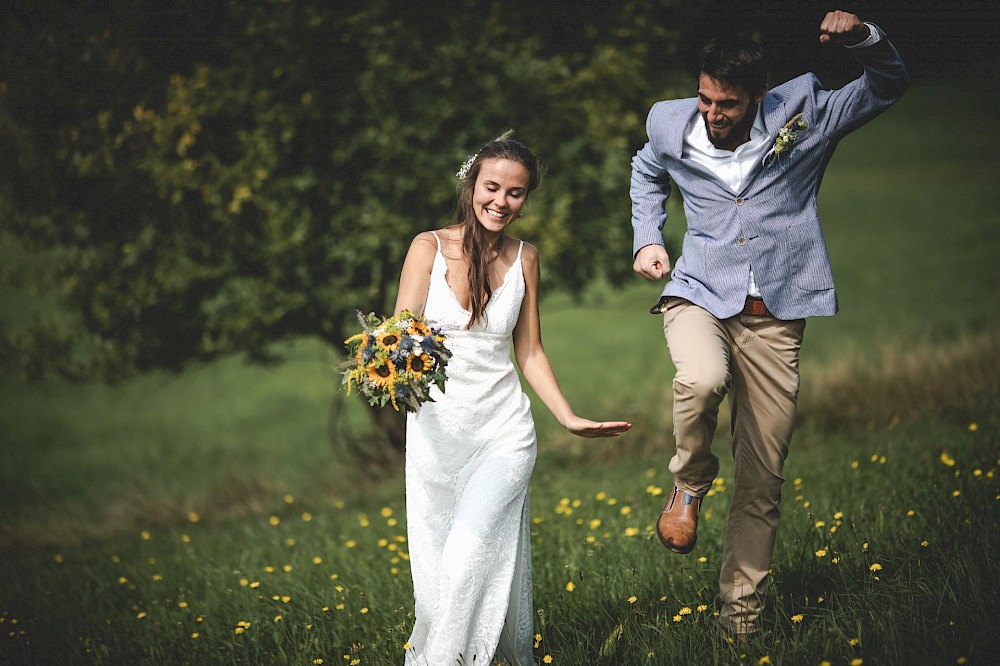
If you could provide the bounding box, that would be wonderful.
[0,0,692,381]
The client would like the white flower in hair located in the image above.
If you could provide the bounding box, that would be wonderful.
[454,129,516,180]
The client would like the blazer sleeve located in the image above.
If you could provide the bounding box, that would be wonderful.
[630,101,674,258]
[812,25,910,141]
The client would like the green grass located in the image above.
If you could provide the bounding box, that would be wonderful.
[2,80,1000,664]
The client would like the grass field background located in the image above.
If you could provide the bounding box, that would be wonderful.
[1,80,998,664]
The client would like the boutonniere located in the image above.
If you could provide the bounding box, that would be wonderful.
[767,113,808,163]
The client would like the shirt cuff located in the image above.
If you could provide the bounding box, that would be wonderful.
[845,22,883,49]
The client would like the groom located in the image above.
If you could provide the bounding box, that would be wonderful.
[630,11,908,639]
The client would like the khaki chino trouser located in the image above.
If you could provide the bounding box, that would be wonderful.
[661,297,806,635]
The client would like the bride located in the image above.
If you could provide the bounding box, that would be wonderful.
[393,132,631,664]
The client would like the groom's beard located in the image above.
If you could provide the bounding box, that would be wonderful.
[703,100,758,151]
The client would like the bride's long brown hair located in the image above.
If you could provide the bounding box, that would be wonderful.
[453,133,542,329]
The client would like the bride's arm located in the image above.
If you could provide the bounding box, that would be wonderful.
[512,244,631,438]
[393,232,438,316]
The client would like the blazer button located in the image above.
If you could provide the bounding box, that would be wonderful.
[738,236,747,246]
[736,197,745,205]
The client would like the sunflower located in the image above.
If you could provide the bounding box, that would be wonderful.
[365,360,397,388]
[406,353,432,377]
[407,319,431,337]
[376,329,401,351]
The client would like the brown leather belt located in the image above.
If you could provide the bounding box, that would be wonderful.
[742,297,773,317]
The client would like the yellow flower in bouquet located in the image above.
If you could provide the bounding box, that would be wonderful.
[342,310,451,412]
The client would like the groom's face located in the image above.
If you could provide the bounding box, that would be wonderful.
[698,74,765,151]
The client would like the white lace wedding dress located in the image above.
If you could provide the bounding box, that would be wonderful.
[404,232,536,665]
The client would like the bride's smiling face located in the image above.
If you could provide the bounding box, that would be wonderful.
[472,158,530,234]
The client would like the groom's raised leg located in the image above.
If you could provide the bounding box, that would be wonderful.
[658,299,733,553]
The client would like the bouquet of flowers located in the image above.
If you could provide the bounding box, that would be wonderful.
[341,310,451,413]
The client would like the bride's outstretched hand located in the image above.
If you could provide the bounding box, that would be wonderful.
[565,416,632,438]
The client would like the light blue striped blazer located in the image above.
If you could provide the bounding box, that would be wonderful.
[630,30,909,320]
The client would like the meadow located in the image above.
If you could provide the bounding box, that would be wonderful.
[1,80,999,665]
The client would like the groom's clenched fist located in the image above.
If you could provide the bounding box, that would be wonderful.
[633,244,671,281]
[819,10,870,46]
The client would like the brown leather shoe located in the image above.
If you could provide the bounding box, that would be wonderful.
[656,487,701,554]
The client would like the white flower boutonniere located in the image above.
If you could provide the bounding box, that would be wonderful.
[770,113,807,158]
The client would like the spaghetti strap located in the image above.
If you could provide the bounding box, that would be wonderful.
[516,239,523,260]
[430,230,441,251]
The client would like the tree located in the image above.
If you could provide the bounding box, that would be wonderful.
[0,0,690,448]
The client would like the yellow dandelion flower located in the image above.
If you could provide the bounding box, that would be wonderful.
[620,506,632,516]
[136,612,146,619]
[234,627,245,635]
[791,614,804,623]
[314,659,324,665]
[595,491,607,500]
[968,423,978,431]
[358,514,371,527]
[952,490,961,497]
[345,540,357,549]
[672,614,683,622]
[360,607,369,614]
[269,516,280,526]
[403,642,412,650]
[679,606,692,615]
[178,601,188,608]
[543,656,553,664]
[628,596,637,604]
[834,511,844,520]
[815,549,827,557]
[940,452,956,467]
[273,615,282,623]
[141,530,151,540]
[697,604,708,612]
[849,637,859,646]
[921,540,929,547]
[181,534,191,543]
[589,519,602,530]
[698,556,708,563]
[759,657,771,665]
[565,582,575,592]
[313,556,323,565]
[118,576,128,584]
[870,563,882,572]
[191,632,199,639]
[250,581,260,589]
[187,512,200,523]
[862,543,869,551]
[814,520,825,528]
[851,659,863,666]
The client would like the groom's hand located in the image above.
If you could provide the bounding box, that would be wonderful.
[819,10,870,46]
[633,244,671,281]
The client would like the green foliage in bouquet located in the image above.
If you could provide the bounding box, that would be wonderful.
[341,310,451,413]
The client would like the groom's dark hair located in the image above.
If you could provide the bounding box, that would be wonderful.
[698,34,767,96]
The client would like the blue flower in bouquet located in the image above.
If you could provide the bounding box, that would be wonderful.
[342,310,452,412]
